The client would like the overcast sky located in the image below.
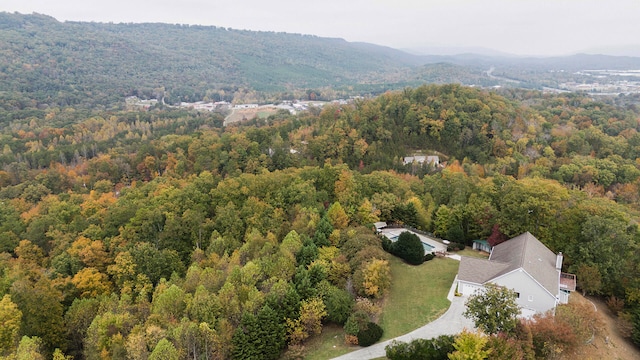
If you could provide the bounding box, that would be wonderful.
[4,0,640,56]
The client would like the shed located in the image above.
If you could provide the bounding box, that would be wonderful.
[472,239,492,253]
[374,222,387,233]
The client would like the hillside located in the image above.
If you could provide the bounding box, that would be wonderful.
[1,77,640,358]
[0,12,424,108]
[3,12,640,111]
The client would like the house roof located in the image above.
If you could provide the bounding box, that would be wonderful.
[374,222,387,230]
[458,256,510,284]
[403,155,440,165]
[459,232,560,296]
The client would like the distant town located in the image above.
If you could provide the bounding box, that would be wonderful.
[125,96,358,125]
[549,69,640,95]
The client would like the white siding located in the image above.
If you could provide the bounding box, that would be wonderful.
[492,269,557,314]
[558,290,570,304]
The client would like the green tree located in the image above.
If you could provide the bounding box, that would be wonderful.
[327,202,349,229]
[576,264,602,296]
[10,278,66,355]
[321,285,354,325]
[390,231,424,265]
[52,348,73,360]
[84,310,136,360]
[187,285,220,325]
[281,230,303,256]
[448,330,491,360]
[313,216,333,247]
[15,336,45,360]
[149,338,179,360]
[0,202,24,253]
[130,242,185,285]
[64,298,100,359]
[151,283,187,324]
[463,284,520,335]
[231,304,286,360]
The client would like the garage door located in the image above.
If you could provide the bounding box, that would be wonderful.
[462,284,481,296]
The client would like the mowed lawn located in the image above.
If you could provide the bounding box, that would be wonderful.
[379,256,460,339]
[303,256,460,359]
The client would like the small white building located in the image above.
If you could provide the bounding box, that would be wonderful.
[403,155,440,166]
[457,232,576,317]
[374,222,387,233]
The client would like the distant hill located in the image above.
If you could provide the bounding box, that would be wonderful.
[0,12,426,107]
[2,12,640,109]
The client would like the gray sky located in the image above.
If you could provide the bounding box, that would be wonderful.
[4,0,640,56]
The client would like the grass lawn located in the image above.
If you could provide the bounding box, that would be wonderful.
[302,256,460,359]
[301,324,359,360]
[455,247,490,259]
[379,256,460,340]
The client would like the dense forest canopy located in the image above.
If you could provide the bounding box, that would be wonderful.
[1,80,640,357]
[3,10,640,358]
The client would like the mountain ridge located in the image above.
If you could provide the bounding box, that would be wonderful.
[2,12,640,109]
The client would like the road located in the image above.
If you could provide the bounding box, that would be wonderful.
[486,66,521,84]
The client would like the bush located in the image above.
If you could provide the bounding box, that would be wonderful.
[344,334,359,345]
[357,322,383,347]
[385,335,455,360]
[423,253,435,262]
[381,236,393,252]
[390,231,424,265]
[344,310,369,336]
[446,242,465,252]
[606,296,625,315]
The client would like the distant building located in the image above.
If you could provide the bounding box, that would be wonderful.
[233,104,259,109]
[403,155,440,166]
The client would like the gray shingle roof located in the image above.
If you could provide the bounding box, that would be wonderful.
[458,232,560,296]
[458,256,510,284]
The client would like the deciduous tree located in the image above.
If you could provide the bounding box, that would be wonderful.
[448,330,491,360]
[463,284,519,335]
[0,294,22,354]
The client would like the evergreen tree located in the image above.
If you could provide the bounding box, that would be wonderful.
[391,231,424,265]
[232,305,286,360]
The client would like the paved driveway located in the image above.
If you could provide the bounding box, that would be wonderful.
[331,278,474,360]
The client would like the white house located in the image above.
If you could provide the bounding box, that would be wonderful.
[403,155,440,166]
[457,232,576,317]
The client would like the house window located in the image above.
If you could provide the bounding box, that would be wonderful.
[515,292,520,298]
[528,295,534,302]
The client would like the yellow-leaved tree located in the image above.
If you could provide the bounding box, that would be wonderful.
[358,259,391,298]
[286,297,327,344]
[0,294,22,354]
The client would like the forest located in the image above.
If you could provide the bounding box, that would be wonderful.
[1,81,640,358]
